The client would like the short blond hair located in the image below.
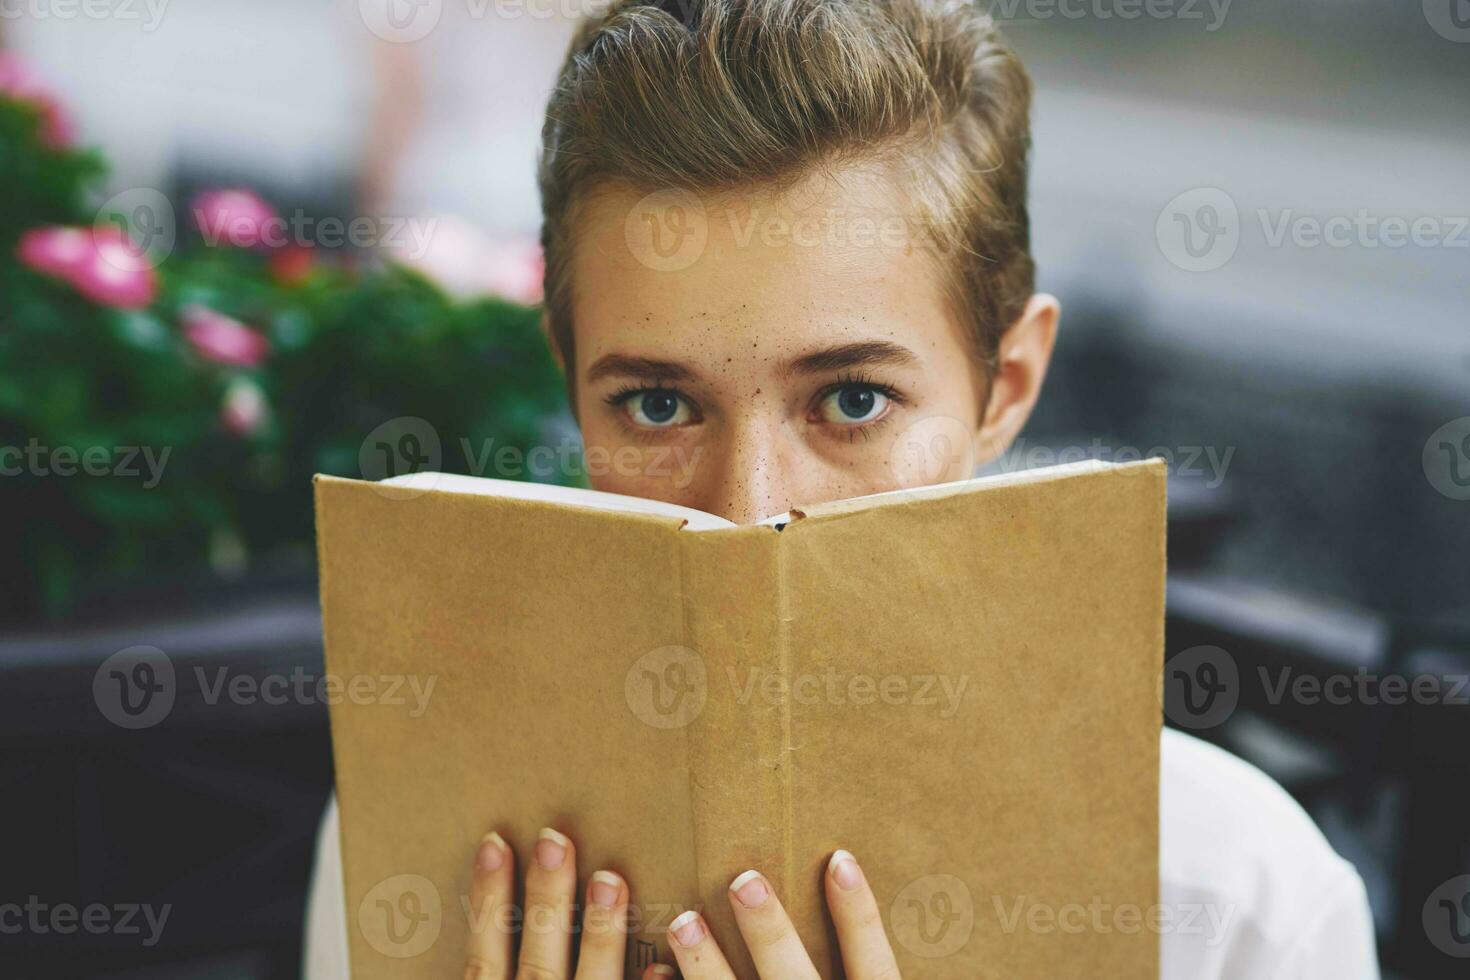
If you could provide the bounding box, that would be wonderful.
[538,0,1035,378]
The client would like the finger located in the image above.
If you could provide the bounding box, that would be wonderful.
[518,827,578,980]
[727,870,820,980]
[640,965,677,980]
[667,909,737,980]
[825,850,901,980]
[572,870,629,979]
[464,831,514,980]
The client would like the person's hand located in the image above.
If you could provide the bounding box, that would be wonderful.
[461,825,902,979]
[662,851,900,980]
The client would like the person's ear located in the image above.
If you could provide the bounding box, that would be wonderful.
[975,293,1060,465]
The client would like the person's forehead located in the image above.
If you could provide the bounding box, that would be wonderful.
[569,175,950,367]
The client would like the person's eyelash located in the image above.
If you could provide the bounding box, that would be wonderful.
[817,371,909,407]
[603,382,675,407]
[623,424,674,445]
[840,415,895,443]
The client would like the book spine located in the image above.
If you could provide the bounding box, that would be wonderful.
[678,528,788,980]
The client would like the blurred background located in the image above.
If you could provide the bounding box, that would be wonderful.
[0,0,1466,977]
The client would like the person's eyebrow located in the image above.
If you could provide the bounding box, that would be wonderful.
[783,341,921,376]
[585,353,698,384]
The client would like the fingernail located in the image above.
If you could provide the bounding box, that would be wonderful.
[476,832,506,872]
[828,849,862,891]
[670,909,705,947]
[730,869,770,909]
[589,870,622,908]
[536,827,569,871]
[649,966,676,977]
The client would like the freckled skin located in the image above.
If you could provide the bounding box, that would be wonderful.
[566,169,1060,523]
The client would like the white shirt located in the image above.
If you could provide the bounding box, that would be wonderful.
[302,729,1379,978]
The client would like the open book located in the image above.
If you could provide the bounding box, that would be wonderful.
[314,459,1165,979]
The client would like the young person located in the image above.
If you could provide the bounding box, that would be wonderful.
[306,0,1380,976]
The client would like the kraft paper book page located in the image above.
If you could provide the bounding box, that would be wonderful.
[314,458,1166,979]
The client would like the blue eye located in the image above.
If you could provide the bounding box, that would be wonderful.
[641,393,678,423]
[837,388,875,419]
[819,385,889,424]
[624,390,692,428]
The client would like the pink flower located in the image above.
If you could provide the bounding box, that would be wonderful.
[0,53,74,149]
[387,214,543,305]
[181,304,271,367]
[16,226,157,309]
[192,189,279,249]
[16,226,90,277]
[482,242,544,306]
[220,377,270,436]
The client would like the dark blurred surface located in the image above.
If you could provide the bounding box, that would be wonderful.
[0,579,331,979]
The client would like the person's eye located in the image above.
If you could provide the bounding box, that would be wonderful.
[815,383,893,425]
[618,389,695,428]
